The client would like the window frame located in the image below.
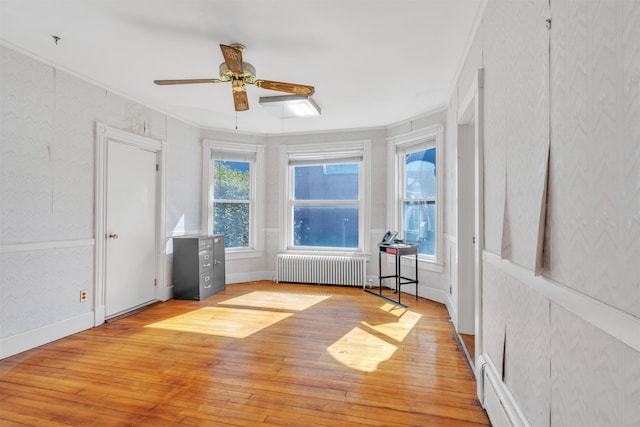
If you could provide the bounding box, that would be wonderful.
[202,139,264,259]
[387,125,444,269]
[279,140,371,254]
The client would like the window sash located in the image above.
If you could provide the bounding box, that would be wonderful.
[213,199,251,204]
[292,162,360,202]
[212,161,253,249]
[292,199,360,206]
[213,160,251,202]
[288,160,363,249]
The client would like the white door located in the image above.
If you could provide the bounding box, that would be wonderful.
[105,141,157,317]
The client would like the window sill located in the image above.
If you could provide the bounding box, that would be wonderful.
[224,249,264,260]
[284,249,365,257]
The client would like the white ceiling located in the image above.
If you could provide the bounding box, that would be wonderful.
[0,0,483,134]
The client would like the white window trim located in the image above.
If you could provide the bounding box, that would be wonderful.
[279,140,371,255]
[202,139,265,260]
[387,124,444,271]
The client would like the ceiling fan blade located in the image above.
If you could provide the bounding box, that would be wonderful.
[154,78,223,85]
[254,79,315,96]
[233,90,249,111]
[220,44,244,75]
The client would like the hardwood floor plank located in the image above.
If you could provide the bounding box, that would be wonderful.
[0,282,489,426]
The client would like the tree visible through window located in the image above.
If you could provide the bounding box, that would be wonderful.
[213,160,250,248]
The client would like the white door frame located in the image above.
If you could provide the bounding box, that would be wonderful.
[94,122,167,326]
[457,69,485,379]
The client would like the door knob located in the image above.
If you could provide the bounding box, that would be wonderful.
[108,233,119,239]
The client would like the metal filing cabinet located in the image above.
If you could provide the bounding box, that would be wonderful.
[172,234,225,300]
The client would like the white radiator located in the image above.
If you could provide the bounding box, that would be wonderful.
[276,254,366,287]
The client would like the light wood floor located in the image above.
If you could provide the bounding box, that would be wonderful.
[459,334,476,366]
[0,282,489,426]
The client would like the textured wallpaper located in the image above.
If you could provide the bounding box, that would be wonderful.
[471,0,640,425]
[165,117,201,236]
[0,45,203,343]
[0,247,93,338]
[479,0,507,257]
[499,0,550,271]
[551,305,640,426]
[1,48,57,244]
[482,260,551,427]
[544,0,640,318]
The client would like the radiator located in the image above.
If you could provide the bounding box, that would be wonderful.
[276,254,366,287]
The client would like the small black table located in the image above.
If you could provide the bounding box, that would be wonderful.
[366,243,419,307]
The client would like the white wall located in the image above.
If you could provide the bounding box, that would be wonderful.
[450,0,640,425]
[0,45,201,358]
[0,42,458,358]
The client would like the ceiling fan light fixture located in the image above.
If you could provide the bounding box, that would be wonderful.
[259,95,321,118]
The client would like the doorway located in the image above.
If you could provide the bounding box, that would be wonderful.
[105,141,157,317]
[456,69,484,374]
[94,123,167,325]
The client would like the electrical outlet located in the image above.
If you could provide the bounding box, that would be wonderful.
[80,290,88,302]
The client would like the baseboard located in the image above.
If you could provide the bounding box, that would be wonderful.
[364,277,453,313]
[1,312,94,359]
[477,355,530,427]
[421,286,454,313]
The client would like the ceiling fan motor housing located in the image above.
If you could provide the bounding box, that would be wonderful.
[219,62,256,84]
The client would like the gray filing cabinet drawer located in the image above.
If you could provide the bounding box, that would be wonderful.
[172,235,225,300]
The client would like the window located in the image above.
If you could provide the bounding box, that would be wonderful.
[203,140,264,255]
[389,125,443,264]
[213,159,250,248]
[281,141,371,252]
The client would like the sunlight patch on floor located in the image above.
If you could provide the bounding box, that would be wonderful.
[327,327,397,372]
[362,309,422,342]
[379,302,408,316]
[219,291,331,311]
[146,307,293,338]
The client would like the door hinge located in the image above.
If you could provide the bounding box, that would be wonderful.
[154,278,157,286]
[155,164,159,171]
[473,236,476,244]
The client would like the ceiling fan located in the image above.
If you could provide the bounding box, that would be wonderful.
[154,43,315,112]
